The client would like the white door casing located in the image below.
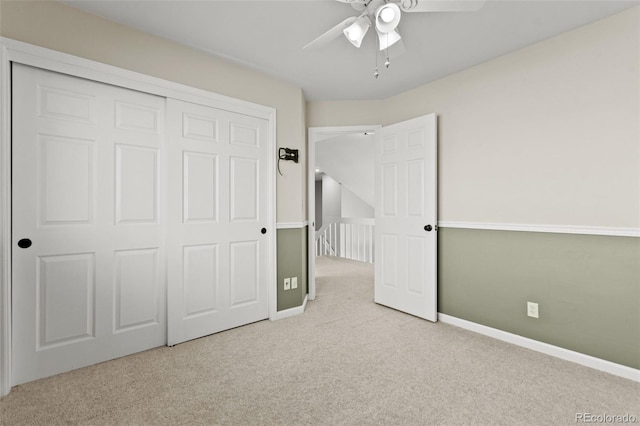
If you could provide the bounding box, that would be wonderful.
[374,114,438,321]
[12,64,167,385]
[0,37,277,396]
[167,99,270,346]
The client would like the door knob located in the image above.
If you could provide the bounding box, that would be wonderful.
[18,238,32,248]
[424,225,433,232]
[261,228,267,234]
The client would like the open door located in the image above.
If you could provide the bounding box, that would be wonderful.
[374,114,437,321]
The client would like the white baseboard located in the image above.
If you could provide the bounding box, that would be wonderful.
[438,313,640,383]
[274,295,308,320]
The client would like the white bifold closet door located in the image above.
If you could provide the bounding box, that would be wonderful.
[166,99,270,346]
[12,64,166,385]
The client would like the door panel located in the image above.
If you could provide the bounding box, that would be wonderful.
[230,121,259,147]
[381,234,398,288]
[115,144,159,223]
[113,248,160,332]
[183,244,219,317]
[183,113,218,141]
[381,164,398,216]
[407,159,425,216]
[39,135,96,225]
[407,236,426,294]
[38,85,96,123]
[375,114,437,321]
[115,101,160,133]
[167,99,269,346]
[12,64,166,385]
[37,253,95,348]
[229,241,259,306]
[183,152,218,222]
[230,157,259,221]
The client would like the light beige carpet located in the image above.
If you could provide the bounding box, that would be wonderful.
[1,255,638,425]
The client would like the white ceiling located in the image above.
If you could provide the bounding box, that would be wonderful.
[64,0,638,101]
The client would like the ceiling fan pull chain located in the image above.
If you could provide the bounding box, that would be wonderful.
[374,58,379,78]
[374,36,380,79]
[385,34,391,69]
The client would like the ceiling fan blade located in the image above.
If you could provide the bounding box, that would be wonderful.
[304,16,357,50]
[399,0,486,13]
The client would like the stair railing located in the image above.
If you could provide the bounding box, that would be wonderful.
[315,217,374,263]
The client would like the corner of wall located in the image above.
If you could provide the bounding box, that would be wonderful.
[276,225,308,311]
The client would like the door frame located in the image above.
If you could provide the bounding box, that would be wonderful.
[307,125,381,301]
[0,37,277,396]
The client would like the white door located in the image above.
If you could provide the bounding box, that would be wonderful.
[12,64,166,385]
[374,114,437,321]
[167,99,270,346]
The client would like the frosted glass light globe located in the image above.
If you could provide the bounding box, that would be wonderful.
[380,7,396,23]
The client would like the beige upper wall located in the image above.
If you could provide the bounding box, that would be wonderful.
[308,7,640,228]
[306,100,384,128]
[0,0,307,223]
[3,1,637,227]
[277,90,308,221]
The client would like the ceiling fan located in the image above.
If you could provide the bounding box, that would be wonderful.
[304,0,486,77]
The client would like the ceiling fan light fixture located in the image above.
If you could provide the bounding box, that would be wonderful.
[375,3,401,33]
[377,28,401,50]
[380,7,395,23]
[343,16,371,48]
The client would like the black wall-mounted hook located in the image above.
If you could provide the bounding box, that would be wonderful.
[278,147,299,175]
[279,148,299,163]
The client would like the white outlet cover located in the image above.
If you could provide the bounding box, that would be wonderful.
[292,277,298,289]
[527,301,539,318]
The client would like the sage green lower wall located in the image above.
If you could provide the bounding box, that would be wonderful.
[277,227,308,311]
[438,228,640,369]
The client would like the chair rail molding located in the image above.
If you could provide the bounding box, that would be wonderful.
[276,221,309,229]
[438,221,640,238]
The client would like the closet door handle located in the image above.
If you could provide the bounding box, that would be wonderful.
[424,225,433,232]
[18,238,32,249]
[261,228,267,235]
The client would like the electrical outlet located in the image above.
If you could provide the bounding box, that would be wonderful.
[284,278,290,290]
[527,301,539,318]
[291,276,298,289]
